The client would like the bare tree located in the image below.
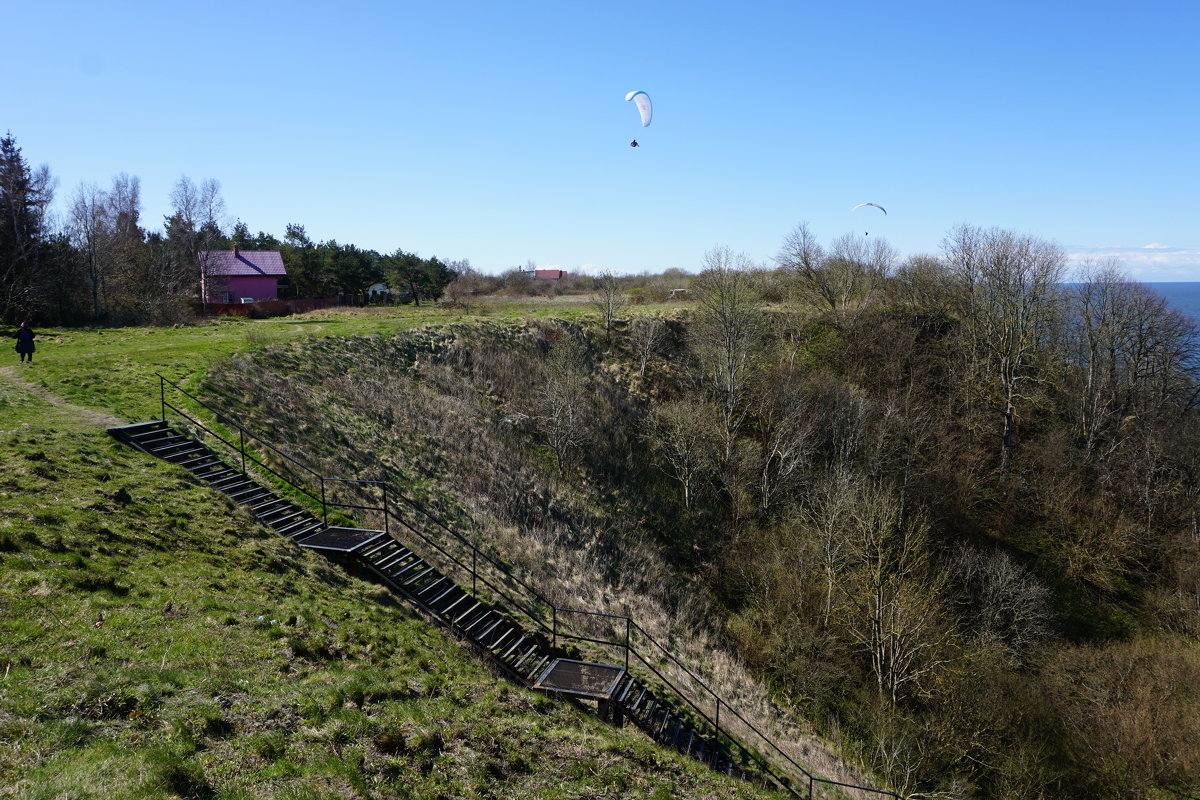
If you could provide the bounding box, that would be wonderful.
[831,475,954,704]
[824,231,895,309]
[753,364,817,512]
[775,221,828,308]
[776,222,895,312]
[629,315,666,378]
[689,247,767,458]
[531,335,594,471]
[170,176,226,312]
[802,468,857,627]
[1069,260,1198,468]
[944,225,1066,470]
[890,253,952,310]
[591,270,628,339]
[68,182,112,322]
[952,544,1052,658]
[642,400,722,510]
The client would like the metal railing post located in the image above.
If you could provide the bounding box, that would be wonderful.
[552,607,557,649]
[808,774,813,800]
[624,617,630,672]
[716,697,721,743]
[239,429,246,474]
[320,477,328,526]
[381,483,389,535]
[472,546,477,595]
[159,376,166,422]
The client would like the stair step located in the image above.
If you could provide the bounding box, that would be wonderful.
[184,459,226,475]
[426,584,461,610]
[359,537,396,559]
[627,686,648,714]
[641,697,659,726]
[175,452,220,468]
[150,440,202,456]
[472,616,504,643]
[274,515,315,535]
[390,559,429,582]
[658,708,674,736]
[500,634,528,660]
[208,474,247,490]
[375,547,415,571]
[669,716,684,746]
[258,508,299,526]
[524,655,550,682]
[464,611,497,635]
[234,490,274,506]
[414,577,448,600]
[285,522,323,540]
[488,627,516,653]
[134,432,183,447]
[454,601,485,627]
[401,565,437,587]
[263,513,303,530]
[252,497,289,514]
[148,442,199,458]
[459,607,492,631]
[512,644,540,670]
[439,592,474,619]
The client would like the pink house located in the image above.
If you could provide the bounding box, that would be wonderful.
[200,246,287,304]
[534,269,567,280]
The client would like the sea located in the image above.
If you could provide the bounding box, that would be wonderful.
[1146,283,1200,325]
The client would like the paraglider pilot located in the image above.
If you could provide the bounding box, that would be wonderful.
[630,139,639,147]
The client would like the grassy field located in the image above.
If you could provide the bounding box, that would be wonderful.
[0,306,773,800]
[9,302,680,423]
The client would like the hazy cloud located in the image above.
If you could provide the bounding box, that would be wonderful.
[1065,244,1200,281]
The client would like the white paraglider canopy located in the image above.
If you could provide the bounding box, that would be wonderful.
[625,90,652,127]
[851,202,887,215]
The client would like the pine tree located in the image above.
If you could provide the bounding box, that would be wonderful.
[0,133,54,322]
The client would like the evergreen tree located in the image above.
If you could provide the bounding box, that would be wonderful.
[0,133,54,322]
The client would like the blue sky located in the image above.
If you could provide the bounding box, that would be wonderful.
[5,1,1198,278]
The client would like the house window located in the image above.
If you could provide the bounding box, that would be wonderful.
[222,293,233,303]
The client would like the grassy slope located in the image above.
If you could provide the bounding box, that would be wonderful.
[0,309,773,800]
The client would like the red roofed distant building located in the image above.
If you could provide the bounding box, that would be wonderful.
[534,269,567,280]
[200,246,287,304]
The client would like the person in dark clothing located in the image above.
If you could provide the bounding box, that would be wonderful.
[14,321,35,364]
[630,139,639,147]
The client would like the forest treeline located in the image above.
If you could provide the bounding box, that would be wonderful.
[658,233,1200,798]
[206,224,1199,799]
[0,133,460,325]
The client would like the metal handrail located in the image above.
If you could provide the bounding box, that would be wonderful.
[154,373,903,800]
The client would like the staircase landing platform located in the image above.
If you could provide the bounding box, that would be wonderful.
[533,658,627,700]
[296,526,386,553]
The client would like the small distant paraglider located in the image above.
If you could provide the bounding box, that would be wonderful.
[852,202,887,235]
[626,90,651,148]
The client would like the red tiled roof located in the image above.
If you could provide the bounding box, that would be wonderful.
[201,250,287,277]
